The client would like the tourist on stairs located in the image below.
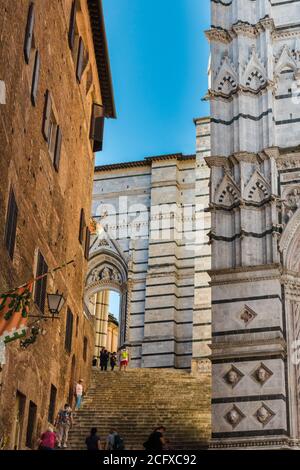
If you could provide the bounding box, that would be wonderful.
[143,426,166,452]
[38,425,56,450]
[55,403,73,449]
[110,351,117,371]
[119,346,129,371]
[74,379,84,410]
[85,427,101,451]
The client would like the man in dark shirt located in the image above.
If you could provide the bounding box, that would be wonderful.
[85,427,101,451]
[143,426,166,451]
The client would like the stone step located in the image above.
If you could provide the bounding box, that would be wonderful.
[68,368,211,450]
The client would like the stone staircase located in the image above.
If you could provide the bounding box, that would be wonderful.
[69,368,211,450]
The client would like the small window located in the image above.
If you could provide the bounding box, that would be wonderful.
[24,3,35,64]
[84,227,90,260]
[83,337,88,362]
[4,188,18,260]
[76,315,79,337]
[42,91,62,171]
[48,385,57,424]
[90,103,105,152]
[65,308,74,353]
[31,50,40,106]
[68,0,77,50]
[76,37,89,83]
[26,401,37,449]
[79,209,85,245]
[34,251,48,314]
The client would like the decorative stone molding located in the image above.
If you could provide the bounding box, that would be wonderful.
[239,305,257,326]
[223,365,244,388]
[254,403,275,427]
[252,363,273,386]
[224,405,245,429]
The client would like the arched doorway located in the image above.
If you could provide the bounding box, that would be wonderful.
[279,207,300,439]
[84,249,130,366]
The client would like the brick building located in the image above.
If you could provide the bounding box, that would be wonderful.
[0,0,115,449]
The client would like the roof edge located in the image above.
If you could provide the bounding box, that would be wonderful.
[95,153,196,172]
[87,0,116,118]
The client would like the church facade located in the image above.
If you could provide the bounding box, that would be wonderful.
[85,118,212,372]
[207,0,300,449]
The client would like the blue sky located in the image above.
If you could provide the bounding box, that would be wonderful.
[96,0,210,166]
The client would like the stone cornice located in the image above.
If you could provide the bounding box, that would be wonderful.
[206,81,276,102]
[204,156,230,168]
[273,28,300,41]
[206,18,275,44]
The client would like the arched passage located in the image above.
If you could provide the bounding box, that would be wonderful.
[279,207,300,438]
[84,248,130,365]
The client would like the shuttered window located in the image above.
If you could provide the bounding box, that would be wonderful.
[68,0,76,50]
[42,91,63,171]
[31,50,40,106]
[79,209,85,245]
[42,90,52,141]
[83,337,88,362]
[48,385,57,424]
[84,227,90,260]
[53,126,62,171]
[24,3,35,64]
[65,308,74,353]
[34,251,48,314]
[76,37,84,83]
[90,104,105,152]
[4,188,18,260]
[25,401,37,449]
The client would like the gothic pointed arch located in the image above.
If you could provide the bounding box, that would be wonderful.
[214,173,240,206]
[244,170,270,202]
[279,207,300,272]
[214,53,238,95]
[242,46,267,90]
[275,45,298,76]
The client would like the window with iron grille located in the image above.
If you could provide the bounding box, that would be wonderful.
[83,337,88,362]
[34,251,48,314]
[4,188,18,260]
[25,401,37,449]
[65,308,74,353]
[48,385,57,424]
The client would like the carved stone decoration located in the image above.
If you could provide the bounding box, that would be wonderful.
[252,363,273,386]
[283,188,300,224]
[224,405,245,429]
[223,365,244,388]
[254,404,275,427]
[100,266,111,280]
[240,305,257,326]
[90,268,100,283]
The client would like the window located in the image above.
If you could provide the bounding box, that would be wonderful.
[5,188,18,260]
[42,91,62,171]
[65,308,74,353]
[79,209,85,245]
[90,103,105,152]
[68,0,77,50]
[25,401,37,449]
[31,50,40,106]
[83,337,88,362]
[48,385,57,424]
[84,227,90,260]
[76,315,79,337]
[34,251,48,314]
[24,3,35,63]
[76,37,88,83]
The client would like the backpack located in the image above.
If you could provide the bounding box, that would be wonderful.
[113,434,124,450]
